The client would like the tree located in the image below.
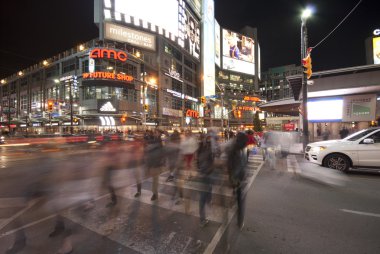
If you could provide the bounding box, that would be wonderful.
[253,111,263,132]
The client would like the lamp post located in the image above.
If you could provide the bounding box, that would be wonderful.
[301,8,312,150]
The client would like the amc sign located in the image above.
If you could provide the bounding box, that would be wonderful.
[89,48,128,62]
[186,109,199,118]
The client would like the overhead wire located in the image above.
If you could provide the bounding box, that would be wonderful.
[311,0,363,50]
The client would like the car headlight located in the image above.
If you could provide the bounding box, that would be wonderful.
[310,146,327,152]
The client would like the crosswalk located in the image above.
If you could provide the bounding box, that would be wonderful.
[0,197,29,231]
[60,154,264,254]
[287,154,302,174]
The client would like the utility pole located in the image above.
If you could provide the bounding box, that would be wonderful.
[301,10,310,149]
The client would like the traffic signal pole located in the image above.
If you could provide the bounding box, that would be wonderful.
[301,16,309,150]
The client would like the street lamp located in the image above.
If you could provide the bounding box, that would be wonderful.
[301,7,312,150]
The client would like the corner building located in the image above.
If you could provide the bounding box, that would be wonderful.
[0,0,202,134]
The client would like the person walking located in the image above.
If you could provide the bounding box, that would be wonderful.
[144,129,165,201]
[197,134,215,227]
[180,131,198,179]
[322,128,330,141]
[227,132,248,230]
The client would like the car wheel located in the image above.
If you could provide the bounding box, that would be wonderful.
[324,154,350,172]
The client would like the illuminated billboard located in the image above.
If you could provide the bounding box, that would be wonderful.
[101,0,200,59]
[308,98,343,122]
[373,37,380,64]
[202,0,215,97]
[182,7,200,59]
[222,29,255,75]
[215,20,221,67]
[104,23,156,51]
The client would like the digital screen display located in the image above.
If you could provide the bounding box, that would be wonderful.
[373,37,380,64]
[202,0,215,96]
[222,29,255,75]
[214,20,221,67]
[109,0,200,59]
[308,99,343,122]
[115,0,179,36]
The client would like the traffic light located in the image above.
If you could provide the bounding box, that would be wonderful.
[201,96,206,104]
[237,110,242,118]
[143,104,149,111]
[302,53,312,79]
[47,100,54,111]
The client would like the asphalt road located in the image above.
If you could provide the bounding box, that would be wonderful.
[224,155,380,254]
[1,144,379,254]
[0,143,264,254]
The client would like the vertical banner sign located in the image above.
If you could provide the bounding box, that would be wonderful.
[215,20,221,67]
[202,0,215,97]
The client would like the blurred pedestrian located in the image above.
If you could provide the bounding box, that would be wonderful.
[102,142,121,207]
[227,132,248,230]
[197,134,215,227]
[144,129,165,201]
[166,130,181,182]
[322,128,330,140]
[180,131,198,179]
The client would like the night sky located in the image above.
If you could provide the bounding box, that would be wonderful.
[0,0,378,79]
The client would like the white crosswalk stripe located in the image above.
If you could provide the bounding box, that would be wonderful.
[287,155,302,174]
[60,154,264,254]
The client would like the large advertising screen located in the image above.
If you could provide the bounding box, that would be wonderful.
[202,0,215,96]
[373,37,380,64]
[102,0,200,59]
[222,29,255,75]
[182,7,200,59]
[215,20,221,67]
[308,98,343,122]
[115,0,178,36]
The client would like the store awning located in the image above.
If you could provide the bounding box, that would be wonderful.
[259,98,301,116]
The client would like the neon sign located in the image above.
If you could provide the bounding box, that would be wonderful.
[89,48,128,62]
[186,109,199,118]
[243,96,261,102]
[82,72,134,82]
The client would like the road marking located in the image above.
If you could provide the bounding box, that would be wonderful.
[0,198,40,231]
[0,214,56,238]
[341,209,380,218]
[0,197,26,208]
[204,160,264,254]
[287,155,301,174]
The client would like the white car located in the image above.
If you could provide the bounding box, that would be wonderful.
[305,127,380,172]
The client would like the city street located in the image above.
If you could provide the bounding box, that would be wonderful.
[0,144,379,254]
[0,143,263,254]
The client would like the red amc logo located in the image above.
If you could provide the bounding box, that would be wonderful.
[186,109,199,118]
[89,48,128,62]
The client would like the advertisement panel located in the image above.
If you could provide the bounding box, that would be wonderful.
[202,0,215,96]
[104,23,156,51]
[308,98,343,122]
[183,7,200,59]
[102,0,200,60]
[222,29,255,75]
[373,37,380,64]
[342,94,377,122]
[215,20,221,67]
[115,0,178,36]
